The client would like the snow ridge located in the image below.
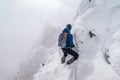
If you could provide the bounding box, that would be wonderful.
[33,0,120,80]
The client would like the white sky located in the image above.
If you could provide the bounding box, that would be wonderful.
[0,0,80,80]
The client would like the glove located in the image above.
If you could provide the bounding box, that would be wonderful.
[72,44,75,48]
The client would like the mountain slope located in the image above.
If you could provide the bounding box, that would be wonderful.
[33,0,120,80]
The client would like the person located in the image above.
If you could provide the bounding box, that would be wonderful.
[59,24,79,65]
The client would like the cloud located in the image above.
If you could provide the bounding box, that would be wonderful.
[17,0,62,10]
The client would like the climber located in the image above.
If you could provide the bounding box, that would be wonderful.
[58,24,79,65]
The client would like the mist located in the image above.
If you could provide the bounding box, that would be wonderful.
[0,0,80,80]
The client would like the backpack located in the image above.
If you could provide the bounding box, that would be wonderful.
[58,33,68,48]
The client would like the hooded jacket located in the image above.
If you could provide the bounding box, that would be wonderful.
[63,27,74,48]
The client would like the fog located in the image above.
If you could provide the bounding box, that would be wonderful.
[0,0,80,80]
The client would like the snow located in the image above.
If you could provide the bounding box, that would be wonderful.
[88,54,120,80]
[34,51,70,80]
[9,0,120,80]
[33,0,120,80]
[108,30,120,76]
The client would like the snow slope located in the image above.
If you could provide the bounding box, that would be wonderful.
[33,0,120,80]
[34,51,71,80]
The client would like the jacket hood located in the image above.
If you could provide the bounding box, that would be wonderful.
[63,27,70,33]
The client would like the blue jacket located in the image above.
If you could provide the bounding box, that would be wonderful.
[63,27,74,48]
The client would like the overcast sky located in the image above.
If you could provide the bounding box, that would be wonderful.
[0,0,81,80]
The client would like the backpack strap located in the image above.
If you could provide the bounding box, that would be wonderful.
[63,32,68,38]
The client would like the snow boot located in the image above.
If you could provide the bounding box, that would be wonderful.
[66,57,75,65]
[61,56,66,64]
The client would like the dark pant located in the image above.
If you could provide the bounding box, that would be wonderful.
[62,48,79,60]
